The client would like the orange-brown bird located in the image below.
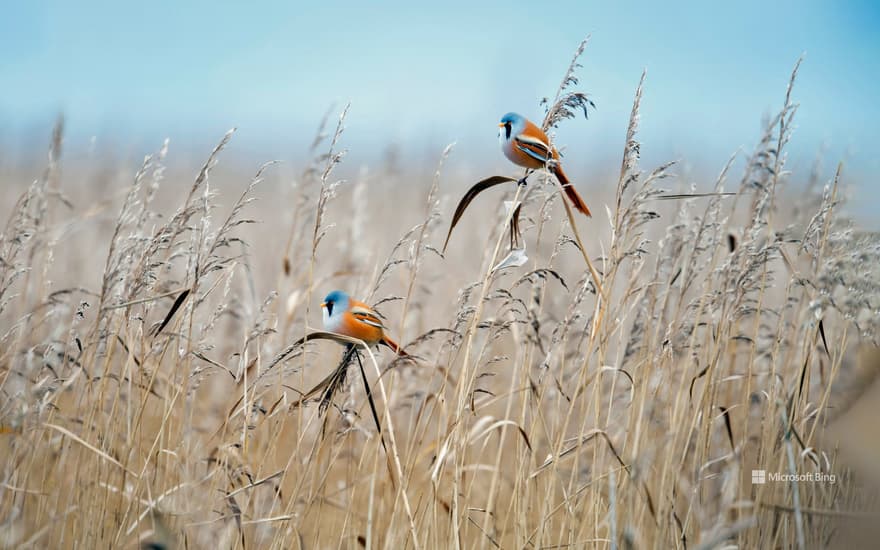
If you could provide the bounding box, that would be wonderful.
[499,112,591,216]
[321,290,407,356]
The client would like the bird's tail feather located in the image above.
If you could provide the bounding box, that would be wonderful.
[552,164,592,217]
[380,336,408,356]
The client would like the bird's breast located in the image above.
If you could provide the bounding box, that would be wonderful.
[322,309,341,332]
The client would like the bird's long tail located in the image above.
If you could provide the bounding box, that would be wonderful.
[552,164,592,217]
[380,335,409,357]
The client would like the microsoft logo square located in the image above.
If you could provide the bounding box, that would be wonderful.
[752,470,766,484]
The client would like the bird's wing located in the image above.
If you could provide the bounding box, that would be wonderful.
[514,133,553,164]
[349,304,385,329]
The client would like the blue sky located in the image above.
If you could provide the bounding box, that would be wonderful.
[2,1,879,191]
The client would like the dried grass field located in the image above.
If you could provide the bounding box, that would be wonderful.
[1,46,879,549]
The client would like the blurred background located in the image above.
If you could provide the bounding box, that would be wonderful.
[1,0,878,220]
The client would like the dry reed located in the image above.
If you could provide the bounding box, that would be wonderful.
[0,41,878,549]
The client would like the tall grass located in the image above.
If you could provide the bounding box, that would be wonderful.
[1,44,878,549]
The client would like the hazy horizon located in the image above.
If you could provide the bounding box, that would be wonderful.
[2,1,878,220]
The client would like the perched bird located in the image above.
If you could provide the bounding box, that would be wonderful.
[498,112,591,216]
[321,290,408,356]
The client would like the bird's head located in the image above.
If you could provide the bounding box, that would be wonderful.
[498,112,523,142]
[321,290,350,321]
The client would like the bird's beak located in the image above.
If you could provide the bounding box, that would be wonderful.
[498,123,505,127]
[320,302,327,309]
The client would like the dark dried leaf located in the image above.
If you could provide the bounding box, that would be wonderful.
[509,202,523,249]
[719,406,735,451]
[652,192,737,200]
[818,319,830,358]
[151,289,190,337]
[442,176,517,254]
